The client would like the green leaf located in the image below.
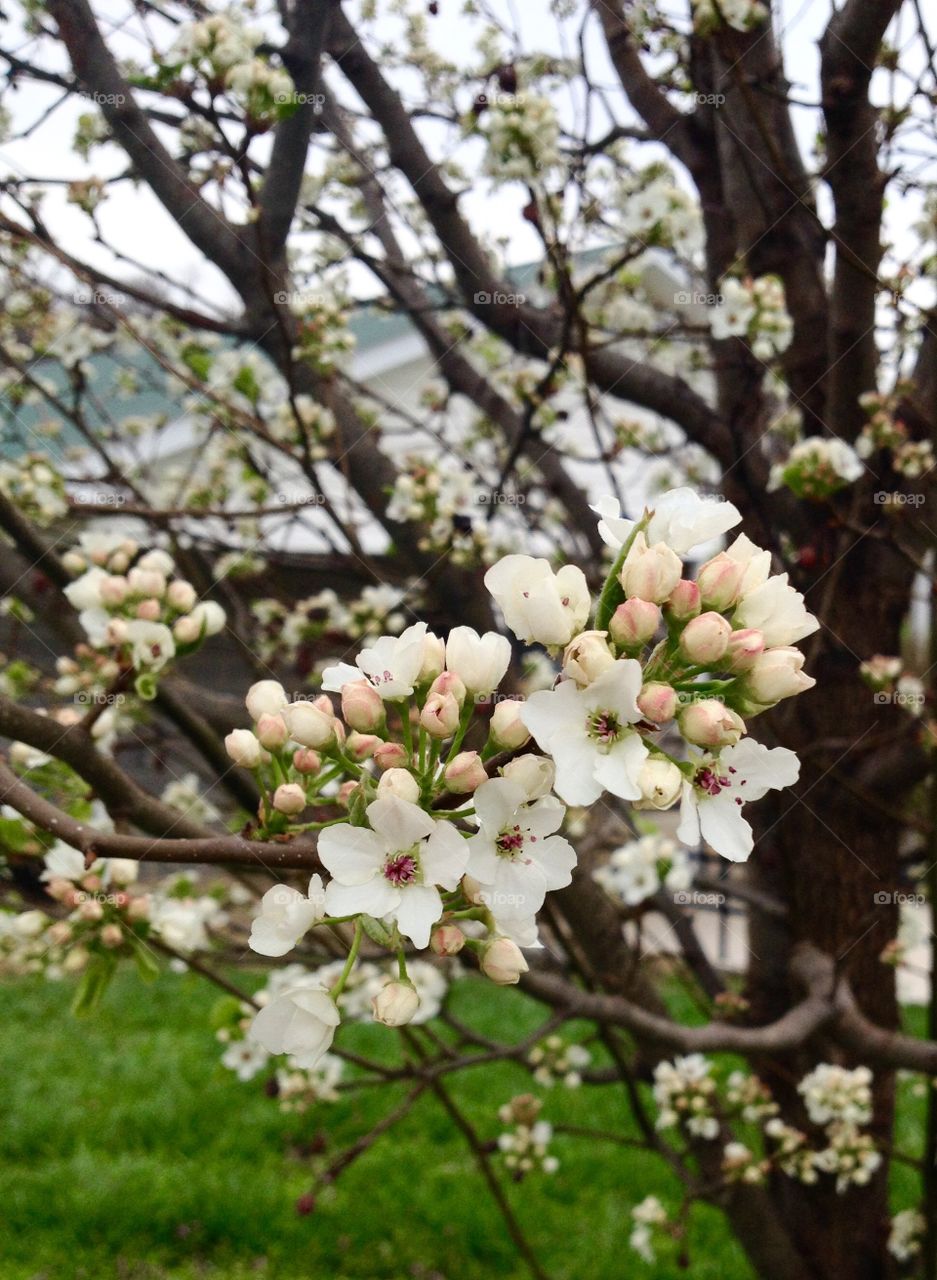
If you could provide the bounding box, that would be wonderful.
[71,957,116,1018]
[132,940,161,984]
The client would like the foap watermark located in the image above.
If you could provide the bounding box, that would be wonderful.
[874,491,925,506]
[475,889,529,911]
[83,90,125,107]
[674,890,726,907]
[873,690,925,708]
[475,491,526,507]
[273,492,327,506]
[75,690,126,708]
[73,288,125,307]
[273,91,326,109]
[473,291,527,307]
[674,291,724,307]
[873,890,926,906]
[71,487,126,508]
[690,92,726,107]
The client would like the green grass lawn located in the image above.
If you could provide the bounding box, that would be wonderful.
[0,967,760,1280]
[2,970,928,1280]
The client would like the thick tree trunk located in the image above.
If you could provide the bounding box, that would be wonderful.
[746,532,916,1279]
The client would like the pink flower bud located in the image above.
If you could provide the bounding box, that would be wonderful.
[371,980,421,1026]
[373,741,410,771]
[272,783,307,815]
[679,699,745,748]
[172,615,200,645]
[99,923,124,949]
[78,897,103,922]
[668,579,702,621]
[619,535,683,604]
[127,895,151,921]
[377,768,421,803]
[609,598,661,651]
[696,552,746,610]
[128,567,166,598]
[420,691,461,738]
[166,579,198,612]
[636,682,678,724]
[430,924,465,956]
[444,750,488,793]
[312,694,334,715]
[293,747,321,774]
[284,701,335,749]
[337,780,359,807]
[341,680,385,732]
[345,732,381,761]
[47,920,73,945]
[45,877,74,902]
[726,628,765,671]
[99,575,129,606]
[135,598,161,621]
[430,671,467,704]
[679,612,732,665]
[256,713,289,751]
[562,630,616,686]
[480,937,529,985]
[489,699,531,749]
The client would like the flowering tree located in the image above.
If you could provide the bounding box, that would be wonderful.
[0,1,935,1277]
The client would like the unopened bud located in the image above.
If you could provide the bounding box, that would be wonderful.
[430,671,466,704]
[430,924,465,956]
[668,579,702,621]
[293,747,321,774]
[489,699,531,749]
[679,612,731,665]
[636,682,678,724]
[481,937,529,985]
[341,680,385,732]
[562,630,616,685]
[444,750,487,793]
[256,713,289,751]
[609,598,660,651]
[371,979,421,1026]
[373,741,410,771]
[679,699,745,748]
[377,768,421,804]
[420,691,460,738]
[272,783,306,816]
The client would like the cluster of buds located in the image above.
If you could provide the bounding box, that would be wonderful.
[251,583,409,664]
[721,1141,768,1186]
[857,388,935,478]
[527,1034,591,1087]
[768,436,864,501]
[797,1063,873,1127]
[628,1196,670,1264]
[593,831,691,907]
[40,846,153,984]
[725,1070,779,1124]
[62,534,225,694]
[496,1095,559,1177]
[652,1053,719,1140]
[229,489,816,1072]
[0,452,67,525]
[387,455,494,565]
[271,1057,344,1111]
[692,0,767,34]
[708,275,792,359]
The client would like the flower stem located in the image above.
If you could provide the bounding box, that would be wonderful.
[330,919,363,1002]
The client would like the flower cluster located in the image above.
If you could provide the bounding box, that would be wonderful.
[165,15,293,125]
[797,1063,873,1127]
[496,1095,559,1177]
[857,389,935,478]
[652,1053,719,1140]
[768,436,864,500]
[629,1195,670,1264]
[251,583,408,665]
[62,532,225,694]
[888,1209,925,1263]
[386,457,493,565]
[0,453,68,525]
[593,831,692,906]
[709,276,793,360]
[527,1034,591,1087]
[477,93,561,185]
[222,488,816,1072]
